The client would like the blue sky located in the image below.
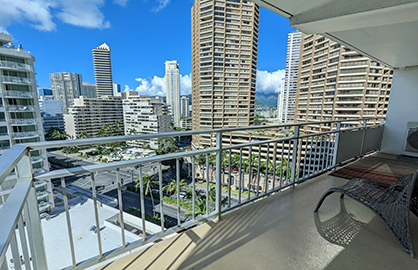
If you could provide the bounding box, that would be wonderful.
[0,0,294,96]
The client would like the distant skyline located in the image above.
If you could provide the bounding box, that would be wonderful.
[0,0,295,97]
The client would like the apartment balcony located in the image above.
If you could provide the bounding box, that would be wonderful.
[2,90,37,98]
[6,105,37,112]
[1,118,400,270]
[8,118,40,126]
[10,131,42,139]
[0,60,33,72]
[1,76,34,85]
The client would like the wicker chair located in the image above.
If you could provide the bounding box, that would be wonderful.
[314,171,418,257]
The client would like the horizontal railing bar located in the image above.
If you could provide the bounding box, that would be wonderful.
[34,147,217,181]
[62,212,218,270]
[24,118,384,150]
[0,177,32,265]
[0,145,28,186]
[35,122,384,181]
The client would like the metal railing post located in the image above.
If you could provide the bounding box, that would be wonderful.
[332,122,341,169]
[215,131,223,219]
[291,126,300,187]
[359,119,367,156]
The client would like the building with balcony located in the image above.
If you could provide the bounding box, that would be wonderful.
[278,31,302,123]
[191,0,260,147]
[64,95,124,139]
[93,43,113,97]
[180,96,190,118]
[50,72,83,113]
[294,34,392,133]
[0,33,51,212]
[122,91,173,148]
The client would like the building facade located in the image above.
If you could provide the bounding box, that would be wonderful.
[0,33,52,211]
[191,0,260,147]
[50,72,83,113]
[93,43,113,97]
[165,60,180,127]
[81,83,97,98]
[37,87,53,99]
[278,31,301,123]
[123,91,173,149]
[113,82,121,96]
[180,96,190,118]
[64,96,124,139]
[295,34,392,133]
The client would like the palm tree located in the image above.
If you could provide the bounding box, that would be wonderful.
[129,128,137,135]
[76,131,90,139]
[50,129,69,140]
[135,173,159,215]
[184,198,207,218]
[163,179,187,195]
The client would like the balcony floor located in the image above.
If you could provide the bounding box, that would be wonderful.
[95,173,418,270]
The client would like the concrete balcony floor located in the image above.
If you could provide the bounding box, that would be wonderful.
[95,173,418,270]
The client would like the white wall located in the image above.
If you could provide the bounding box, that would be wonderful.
[381,67,418,154]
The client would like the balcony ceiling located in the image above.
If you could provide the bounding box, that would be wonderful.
[252,0,418,68]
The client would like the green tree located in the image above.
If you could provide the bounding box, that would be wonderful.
[129,128,137,135]
[184,198,207,218]
[50,129,69,140]
[163,179,187,195]
[135,173,159,215]
[76,131,90,139]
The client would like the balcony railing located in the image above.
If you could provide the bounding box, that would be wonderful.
[0,60,33,72]
[8,118,39,126]
[2,90,37,98]
[1,76,34,85]
[10,131,42,139]
[0,118,385,270]
[6,105,37,112]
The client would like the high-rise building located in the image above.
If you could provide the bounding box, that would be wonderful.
[123,91,173,149]
[49,72,83,113]
[37,88,53,99]
[164,60,180,127]
[180,96,190,118]
[191,0,260,147]
[113,82,121,96]
[93,43,113,97]
[0,33,52,211]
[278,31,302,123]
[39,99,65,135]
[81,83,97,98]
[295,34,392,133]
[64,96,123,139]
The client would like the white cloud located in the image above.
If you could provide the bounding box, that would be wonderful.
[126,70,284,97]
[126,73,191,96]
[152,0,171,12]
[0,0,56,31]
[57,0,110,29]
[114,0,129,7]
[256,69,285,94]
[0,0,110,31]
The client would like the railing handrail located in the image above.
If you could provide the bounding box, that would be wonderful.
[33,120,384,182]
[0,144,28,185]
[24,117,385,150]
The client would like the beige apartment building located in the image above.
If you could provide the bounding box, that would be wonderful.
[64,95,124,139]
[295,34,392,133]
[191,0,260,148]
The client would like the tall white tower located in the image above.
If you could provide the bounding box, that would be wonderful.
[165,60,180,127]
[93,43,113,97]
[278,31,302,123]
